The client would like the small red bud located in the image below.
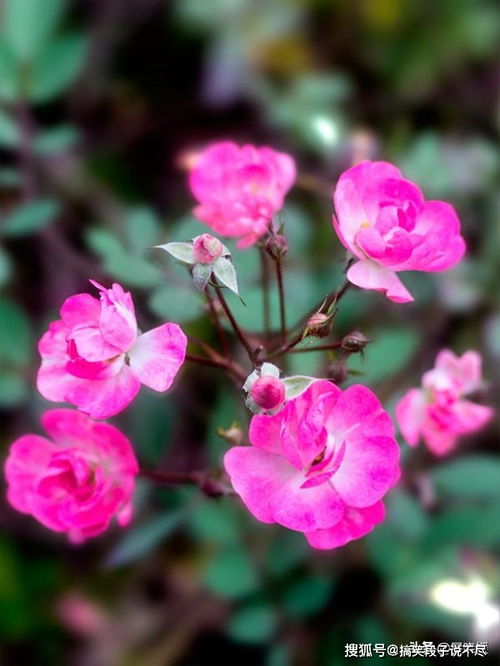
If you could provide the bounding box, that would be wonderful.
[306,313,331,338]
[250,376,286,410]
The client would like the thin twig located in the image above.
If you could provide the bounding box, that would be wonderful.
[259,246,270,340]
[264,278,351,361]
[205,286,230,358]
[287,341,343,354]
[139,469,235,497]
[213,280,256,364]
[185,353,245,382]
[295,171,333,198]
[275,255,286,344]
[140,469,201,486]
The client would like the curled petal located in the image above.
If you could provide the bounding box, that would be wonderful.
[347,260,414,303]
[305,502,385,550]
[129,323,187,392]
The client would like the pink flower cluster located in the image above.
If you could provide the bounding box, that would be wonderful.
[188,141,296,248]
[5,409,138,543]
[225,381,400,549]
[396,350,493,456]
[37,281,187,419]
[4,280,187,541]
[4,140,492,554]
[333,161,466,303]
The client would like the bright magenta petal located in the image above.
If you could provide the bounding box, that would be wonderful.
[65,366,141,419]
[224,446,295,524]
[305,502,385,550]
[5,435,57,514]
[270,476,345,531]
[347,259,414,303]
[395,388,426,447]
[332,436,400,508]
[129,323,187,392]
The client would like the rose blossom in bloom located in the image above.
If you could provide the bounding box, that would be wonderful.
[188,141,296,248]
[224,380,400,549]
[4,409,138,542]
[37,281,187,419]
[396,349,493,456]
[333,161,466,303]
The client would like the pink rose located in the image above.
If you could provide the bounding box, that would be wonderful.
[4,409,138,543]
[396,350,493,456]
[333,161,466,303]
[37,280,187,419]
[188,141,296,248]
[224,381,400,549]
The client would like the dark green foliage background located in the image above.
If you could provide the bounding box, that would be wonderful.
[0,1,499,664]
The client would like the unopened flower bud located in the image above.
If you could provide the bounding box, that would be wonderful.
[193,234,223,264]
[341,330,370,353]
[250,375,286,410]
[217,424,244,447]
[265,233,288,259]
[306,312,331,338]
[176,149,201,171]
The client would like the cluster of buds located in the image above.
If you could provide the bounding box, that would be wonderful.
[264,232,288,259]
[264,219,288,259]
[157,233,239,295]
[243,362,318,415]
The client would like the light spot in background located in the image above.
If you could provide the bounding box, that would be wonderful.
[429,577,489,615]
[311,114,339,146]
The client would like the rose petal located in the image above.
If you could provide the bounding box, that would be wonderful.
[128,323,187,392]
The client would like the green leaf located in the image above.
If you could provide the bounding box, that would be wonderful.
[189,500,242,546]
[104,252,163,288]
[431,456,500,499]
[192,262,212,291]
[0,245,12,287]
[385,489,428,540]
[86,228,163,288]
[2,199,59,236]
[0,297,32,365]
[105,511,184,568]
[213,255,239,295]
[29,34,87,103]
[149,283,203,322]
[282,574,333,618]
[33,125,78,154]
[203,546,258,599]
[3,0,65,62]
[421,500,500,553]
[0,371,27,407]
[227,602,277,644]
[0,108,19,147]
[156,241,194,264]
[266,644,291,666]
[348,327,419,385]
[86,228,123,256]
[0,38,19,101]
[264,530,308,577]
[282,375,316,400]
[0,168,20,187]
[125,207,161,251]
